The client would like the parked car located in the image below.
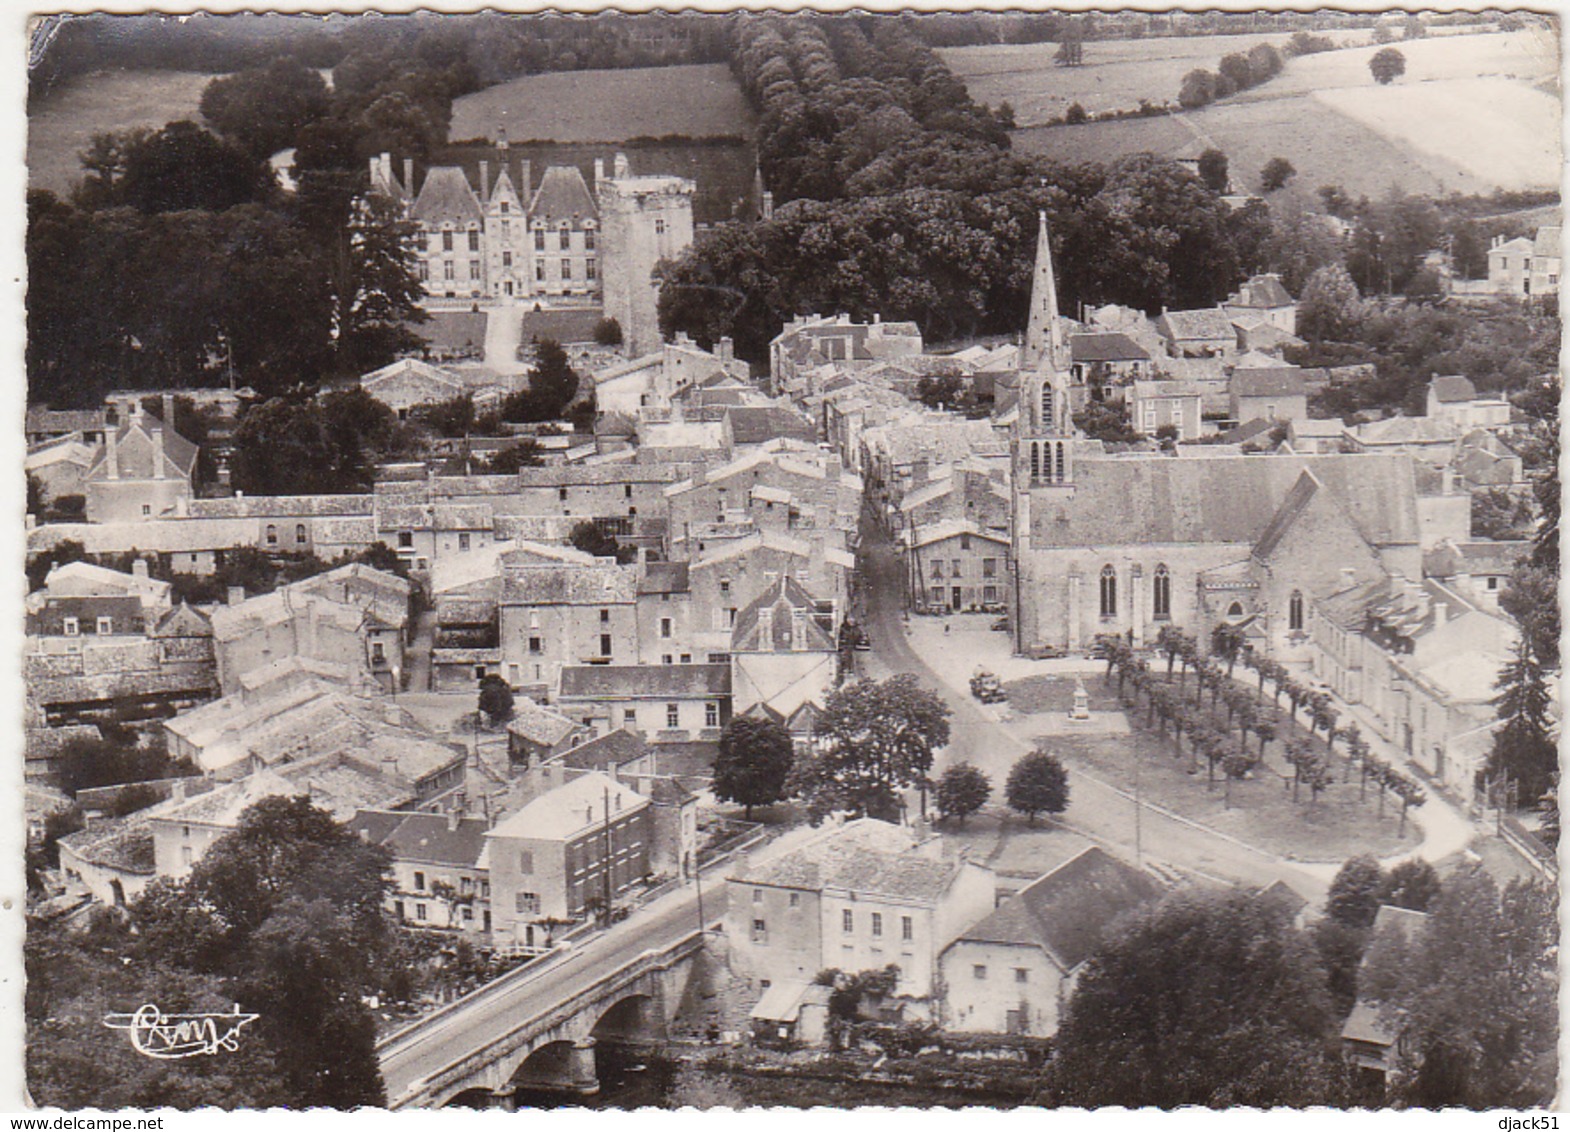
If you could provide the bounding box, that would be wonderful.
[991,616,1010,633]
[970,669,1006,703]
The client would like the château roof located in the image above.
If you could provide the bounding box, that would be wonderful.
[530,165,597,224]
[412,167,484,227]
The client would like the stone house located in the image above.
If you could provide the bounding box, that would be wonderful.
[81,403,199,523]
[555,662,731,742]
[1154,307,1236,359]
[350,809,494,935]
[497,562,639,692]
[1128,380,1203,440]
[939,847,1161,1037]
[725,818,996,1008]
[729,576,839,718]
[906,520,1011,613]
[1425,375,1511,430]
[1229,368,1308,425]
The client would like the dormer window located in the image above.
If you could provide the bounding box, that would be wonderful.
[63,616,79,637]
[96,616,113,635]
[500,201,509,214]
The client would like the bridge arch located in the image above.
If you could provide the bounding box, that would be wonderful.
[591,993,665,1043]
[510,1038,600,1097]
[442,1087,497,1109]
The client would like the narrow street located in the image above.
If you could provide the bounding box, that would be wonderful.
[855,508,1331,898]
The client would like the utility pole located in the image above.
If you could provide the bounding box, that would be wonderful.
[1134,735,1144,867]
[693,846,706,934]
[602,785,614,928]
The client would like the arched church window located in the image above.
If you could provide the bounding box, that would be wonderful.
[1153,564,1171,619]
[1041,385,1055,431]
[1099,565,1117,618]
[1054,440,1066,484]
[1289,590,1305,632]
[1227,601,1245,622]
[1030,442,1041,482]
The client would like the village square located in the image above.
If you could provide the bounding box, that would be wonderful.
[19,7,1560,1113]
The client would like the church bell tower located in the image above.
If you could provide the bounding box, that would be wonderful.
[1017,211,1077,487]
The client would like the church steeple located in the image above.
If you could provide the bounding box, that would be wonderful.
[1021,211,1066,373]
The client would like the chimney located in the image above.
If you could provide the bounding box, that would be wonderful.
[761,190,774,221]
[614,152,630,179]
[152,421,166,480]
[227,585,246,606]
[717,336,734,363]
[105,424,119,480]
[758,606,774,647]
[382,750,399,778]
[497,126,509,153]
[480,160,490,200]
[404,158,414,194]
[791,608,807,652]
[1339,567,1356,591]
[594,157,605,186]
[368,153,381,185]
[161,393,175,429]
[447,807,461,832]
[132,558,149,579]
[519,160,531,198]
[1432,602,1448,628]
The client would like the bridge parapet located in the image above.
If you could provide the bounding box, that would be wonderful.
[389,930,705,1109]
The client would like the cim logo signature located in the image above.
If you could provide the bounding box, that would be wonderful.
[103,1004,260,1059]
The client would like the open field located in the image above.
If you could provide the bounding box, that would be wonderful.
[28,69,215,197]
[449,63,754,144]
[1007,29,1559,197]
[939,30,1361,124]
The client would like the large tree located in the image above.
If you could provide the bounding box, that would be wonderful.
[1326,855,1385,929]
[1044,887,1345,1107]
[1358,865,1557,1108]
[200,58,332,159]
[713,715,796,819]
[1004,746,1069,824]
[792,674,951,823]
[1369,47,1406,84]
[934,762,991,825]
[75,121,274,214]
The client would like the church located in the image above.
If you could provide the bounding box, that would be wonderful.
[1009,214,1426,662]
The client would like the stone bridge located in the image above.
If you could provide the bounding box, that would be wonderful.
[383,930,706,1109]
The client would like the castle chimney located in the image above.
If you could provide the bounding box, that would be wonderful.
[404,158,414,195]
[227,585,245,606]
[497,126,509,153]
[717,336,734,363]
[1432,602,1448,628]
[613,152,630,179]
[161,393,175,429]
[520,160,531,198]
[447,807,461,832]
[480,160,490,200]
[594,157,605,186]
[105,424,119,480]
[152,421,166,480]
[132,558,149,579]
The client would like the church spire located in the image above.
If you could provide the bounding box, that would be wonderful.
[1022,210,1065,372]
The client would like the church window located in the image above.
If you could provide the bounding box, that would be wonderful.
[1227,601,1244,622]
[1041,385,1054,430]
[1053,440,1066,484]
[1029,441,1041,482]
[559,227,572,251]
[535,229,546,251]
[1153,565,1171,620]
[1289,590,1304,632]
[442,231,454,253]
[468,230,480,252]
[1099,565,1117,618]
[585,229,596,251]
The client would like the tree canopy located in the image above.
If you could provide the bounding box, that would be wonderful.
[1005,746,1069,824]
[713,715,796,819]
[934,762,991,824]
[1370,47,1406,84]
[792,674,951,823]
[1045,887,1345,1107]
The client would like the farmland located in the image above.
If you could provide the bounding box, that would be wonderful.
[939,30,1361,124]
[28,69,215,197]
[1003,29,1560,198]
[448,62,754,144]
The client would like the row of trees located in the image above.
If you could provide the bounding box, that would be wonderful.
[933,748,1070,826]
[1177,41,1285,109]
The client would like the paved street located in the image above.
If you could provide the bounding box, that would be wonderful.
[855,510,1331,898]
[379,870,728,1104]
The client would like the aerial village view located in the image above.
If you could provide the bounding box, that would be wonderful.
[18,7,1561,1113]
